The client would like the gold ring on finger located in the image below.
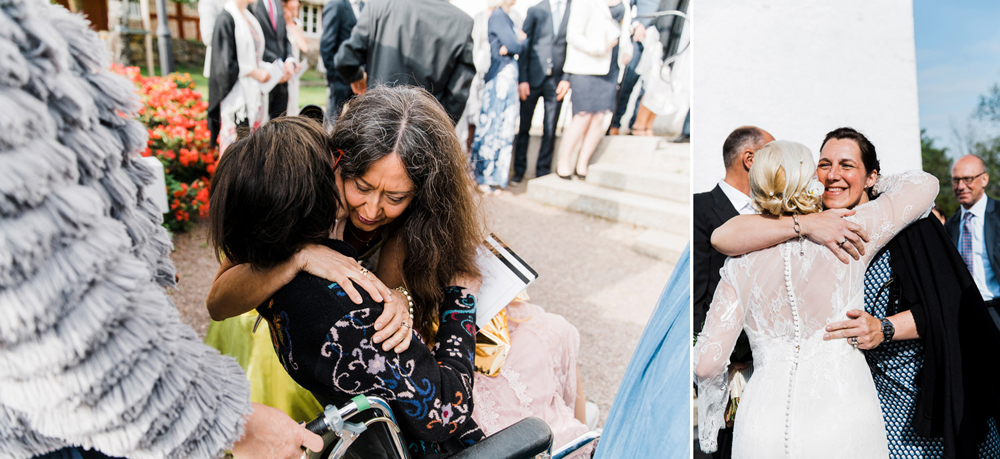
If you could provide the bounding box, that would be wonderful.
[359,267,371,277]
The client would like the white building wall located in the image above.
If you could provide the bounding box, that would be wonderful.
[692,0,921,193]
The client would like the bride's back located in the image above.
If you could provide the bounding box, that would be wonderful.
[722,238,866,353]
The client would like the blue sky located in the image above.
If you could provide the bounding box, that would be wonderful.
[915,0,1000,156]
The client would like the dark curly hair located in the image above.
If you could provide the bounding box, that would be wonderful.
[208,117,339,269]
[331,85,484,340]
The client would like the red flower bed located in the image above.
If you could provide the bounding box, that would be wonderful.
[113,65,217,232]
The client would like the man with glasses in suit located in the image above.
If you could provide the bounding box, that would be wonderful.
[511,0,571,183]
[945,154,1000,331]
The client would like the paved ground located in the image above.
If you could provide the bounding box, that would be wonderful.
[166,183,676,426]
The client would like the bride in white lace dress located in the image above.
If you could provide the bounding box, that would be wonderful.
[693,140,939,458]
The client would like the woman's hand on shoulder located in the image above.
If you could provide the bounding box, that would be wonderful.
[800,209,869,263]
[372,288,413,353]
[295,243,392,304]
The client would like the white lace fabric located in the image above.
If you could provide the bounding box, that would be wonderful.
[694,171,938,458]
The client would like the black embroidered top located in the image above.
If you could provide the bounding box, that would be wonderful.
[256,240,484,458]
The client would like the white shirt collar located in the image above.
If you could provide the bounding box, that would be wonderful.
[718,180,754,215]
[962,194,988,219]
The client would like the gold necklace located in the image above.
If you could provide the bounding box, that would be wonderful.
[347,223,380,244]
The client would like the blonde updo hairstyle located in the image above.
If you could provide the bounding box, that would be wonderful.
[749,140,823,216]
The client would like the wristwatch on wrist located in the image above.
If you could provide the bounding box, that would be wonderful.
[879,318,895,342]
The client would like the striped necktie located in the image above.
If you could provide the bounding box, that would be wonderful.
[960,211,975,275]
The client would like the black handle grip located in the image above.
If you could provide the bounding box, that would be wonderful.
[305,416,328,436]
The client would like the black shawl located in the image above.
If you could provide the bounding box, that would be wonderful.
[887,216,1000,458]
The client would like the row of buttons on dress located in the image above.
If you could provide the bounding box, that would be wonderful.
[783,244,803,456]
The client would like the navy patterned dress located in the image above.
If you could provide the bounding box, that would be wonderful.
[256,240,484,458]
[863,249,1000,458]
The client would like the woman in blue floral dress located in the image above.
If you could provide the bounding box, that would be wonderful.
[472,0,527,194]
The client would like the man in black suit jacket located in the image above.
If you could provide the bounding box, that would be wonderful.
[332,0,475,124]
[320,0,356,121]
[511,0,571,182]
[253,0,294,120]
[692,125,772,459]
[944,154,1000,329]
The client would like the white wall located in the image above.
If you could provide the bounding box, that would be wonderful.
[692,0,921,193]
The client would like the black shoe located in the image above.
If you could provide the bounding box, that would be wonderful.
[671,133,690,143]
[510,174,524,185]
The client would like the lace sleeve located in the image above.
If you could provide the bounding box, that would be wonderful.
[858,170,938,263]
[692,266,744,453]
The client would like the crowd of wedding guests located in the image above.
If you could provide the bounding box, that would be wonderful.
[201,0,687,194]
[693,126,1000,459]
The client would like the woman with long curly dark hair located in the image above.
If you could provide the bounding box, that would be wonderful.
[329,86,485,339]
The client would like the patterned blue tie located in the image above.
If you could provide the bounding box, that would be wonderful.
[960,211,975,276]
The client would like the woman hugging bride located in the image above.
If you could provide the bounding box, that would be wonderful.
[693,140,938,458]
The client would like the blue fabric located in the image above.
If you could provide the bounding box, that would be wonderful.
[472,63,520,188]
[594,245,691,458]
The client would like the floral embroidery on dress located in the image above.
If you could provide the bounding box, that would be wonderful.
[258,264,485,458]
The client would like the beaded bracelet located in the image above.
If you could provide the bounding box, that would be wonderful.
[791,215,804,255]
[393,286,415,319]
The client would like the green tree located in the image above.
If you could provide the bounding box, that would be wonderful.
[967,136,1000,207]
[970,82,1000,216]
[920,129,958,218]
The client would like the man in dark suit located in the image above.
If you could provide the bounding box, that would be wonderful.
[332,0,475,124]
[945,154,1000,329]
[253,0,294,120]
[320,0,356,121]
[692,125,773,459]
[511,0,571,183]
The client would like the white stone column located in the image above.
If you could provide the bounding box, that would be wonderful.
[692,0,921,192]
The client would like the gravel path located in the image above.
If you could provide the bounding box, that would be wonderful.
[166,184,676,427]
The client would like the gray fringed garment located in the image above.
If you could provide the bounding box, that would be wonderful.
[0,0,253,457]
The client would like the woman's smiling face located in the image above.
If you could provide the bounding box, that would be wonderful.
[339,153,416,231]
[816,138,877,210]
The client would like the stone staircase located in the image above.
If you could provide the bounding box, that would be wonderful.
[526,136,689,263]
